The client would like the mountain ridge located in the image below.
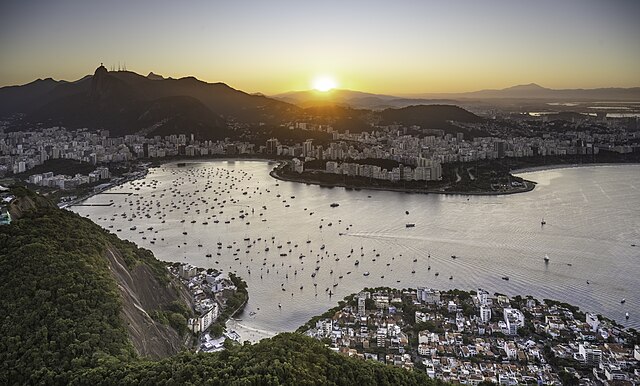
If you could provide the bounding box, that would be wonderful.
[0,66,301,139]
[275,84,640,109]
[0,67,490,139]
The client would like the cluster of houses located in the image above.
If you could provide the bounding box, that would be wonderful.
[305,287,639,385]
[168,263,240,352]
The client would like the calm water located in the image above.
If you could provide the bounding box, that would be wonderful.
[72,161,640,337]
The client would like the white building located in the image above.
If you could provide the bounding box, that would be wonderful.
[476,289,489,306]
[292,158,304,173]
[503,308,525,335]
[603,365,627,381]
[504,341,517,360]
[358,296,366,316]
[418,344,431,357]
[586,312,599,332]
[316,319,332,338]
[199,303,219,332]
[417,287,440,304]
[577,342,602,365]
[480,305,492,323]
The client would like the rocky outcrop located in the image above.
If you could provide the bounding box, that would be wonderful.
[8,189,56,219]
[5,187,194,359]
[104,244,193,358]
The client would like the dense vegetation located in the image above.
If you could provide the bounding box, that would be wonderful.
[0,204,136,384]
[209,272,249,337]
[0,192,442,385]
[73,333,441,386]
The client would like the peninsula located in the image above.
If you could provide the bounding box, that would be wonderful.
[301,287,640,384]
[270,158,536,195]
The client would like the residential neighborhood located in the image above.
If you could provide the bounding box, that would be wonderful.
[304,287,639,385]
[167,263,244,352]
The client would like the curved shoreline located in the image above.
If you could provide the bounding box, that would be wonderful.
[269,163,536,196]
[68,158,640,206]
[511,162,640,175]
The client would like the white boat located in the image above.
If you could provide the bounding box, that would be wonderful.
[544,254,550,263]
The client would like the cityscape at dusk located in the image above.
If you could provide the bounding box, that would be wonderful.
[1,1,639,385]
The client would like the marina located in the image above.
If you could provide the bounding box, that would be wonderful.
[72,161,640,337]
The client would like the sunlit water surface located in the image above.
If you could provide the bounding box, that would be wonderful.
[72,161,640,337]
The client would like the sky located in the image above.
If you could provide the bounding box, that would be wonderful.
[1,0,639,95]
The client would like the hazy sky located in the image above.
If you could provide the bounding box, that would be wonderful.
[1,0,639,94]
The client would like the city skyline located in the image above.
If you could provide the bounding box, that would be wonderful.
[2,0,639,94]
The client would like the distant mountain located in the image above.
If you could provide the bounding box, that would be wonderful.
[301,104,372,133]
[273,89,457,110]
[276,84,640,109]
[0,66,300,139]
[0,78,63,113]
[406,83,640,101]
[379,105,487,137]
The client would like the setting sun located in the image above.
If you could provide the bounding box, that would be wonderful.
[312,76,337,92]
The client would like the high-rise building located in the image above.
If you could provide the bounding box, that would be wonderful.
[266,138,279,154]
[480,305,492,323]
[303,140,313,157]
[358,296,366,317]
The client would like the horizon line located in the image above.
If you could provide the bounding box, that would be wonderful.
[2,68,640,96]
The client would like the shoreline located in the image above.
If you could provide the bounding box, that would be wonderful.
[63,169,150,209]
[66,157,280,208]
[511,162,640,174]
[270,163,536,196]
[67,158,640,206]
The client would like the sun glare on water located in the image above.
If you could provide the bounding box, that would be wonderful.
[312,76,337,92]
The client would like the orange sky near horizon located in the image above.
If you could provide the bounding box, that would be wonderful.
[1,0,639,95]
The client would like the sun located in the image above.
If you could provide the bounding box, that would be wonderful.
[312,76,337,92]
